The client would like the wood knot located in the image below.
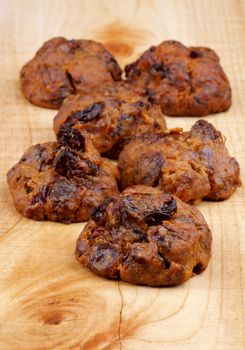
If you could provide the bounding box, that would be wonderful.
[41,311,63,325]
[104,41,133,57]
[94,22,151,60]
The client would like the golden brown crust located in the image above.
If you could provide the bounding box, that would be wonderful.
[20,37,122,109]
[118,120,241,202]
[125,40,231,116]
[54,81,167,158]
[7,132,119,223]
[75,185,212,286]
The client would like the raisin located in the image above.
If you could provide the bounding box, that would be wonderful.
[91,197,117,225]
[92,197,126,228]
[68,102,104,124]
[151,63,170,79]
[123,193,176,224]
[53,149,78,176]
[65,71,76,93]
[51,180,76,202]
[157,250,171,269]
[102,141,125,160]
[144,197,177,225]
[133,229,148,242]
[139,152,164,187]
[190,50,202,59]
[192,263,204,274]
[107,56,122,80]
[25,185,34,194]
[145,88,156,104]
[34,144,44,161]
[194,96,204,105]
[112,114,135,137]
[89,245,120,272]
[125,62,140,76]
[31,185,50,205]
[85,160,99,176]
[134,100,147,109]
[191,120,221,141]
[57,126,85,151]
[67,40,81,54]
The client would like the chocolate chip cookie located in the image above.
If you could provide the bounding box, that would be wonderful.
[125,40,231,116]
[54,81,167,158]
[20,37,122,109]
[118,120,241,203]
[75,185,212,286]
[7,130,119,223]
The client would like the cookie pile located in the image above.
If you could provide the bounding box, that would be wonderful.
[7,37,241,286]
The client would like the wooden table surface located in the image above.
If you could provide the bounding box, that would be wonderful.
[0,1,245,349]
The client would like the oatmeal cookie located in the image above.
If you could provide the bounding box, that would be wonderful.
[125,40,231,116]
[54,81,167,158]
[20,37,122,109]
[118,120,241,202]
[75,185,212,286]
[7,130,119,223]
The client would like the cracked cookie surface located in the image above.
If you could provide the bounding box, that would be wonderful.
[20,37,122,109]
[125,40,231,116]
[118,120,241,203]
[54,81,167,158]
[75,185,212,286]
[7,131,119,223]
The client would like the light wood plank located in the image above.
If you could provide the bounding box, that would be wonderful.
[0,0,244,349]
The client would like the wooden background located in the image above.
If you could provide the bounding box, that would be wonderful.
[0,1,245,349]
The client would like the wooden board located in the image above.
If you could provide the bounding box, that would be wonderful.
[0,0,245,349]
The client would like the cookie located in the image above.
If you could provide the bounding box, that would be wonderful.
[75,185,212,286]
[54,81,167,159]
[7,130,119,223]
[118,120,241,203]
[125,40,231,116]
[20,37,122,109]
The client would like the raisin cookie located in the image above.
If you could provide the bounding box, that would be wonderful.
[20,37,122,109]
[54,81,167,158]
[7,130,119,223]
[118,120,241,203]
[75,185,212,286]
[125,40,231,116]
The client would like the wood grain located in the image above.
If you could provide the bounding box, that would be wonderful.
[0,0,245,349]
